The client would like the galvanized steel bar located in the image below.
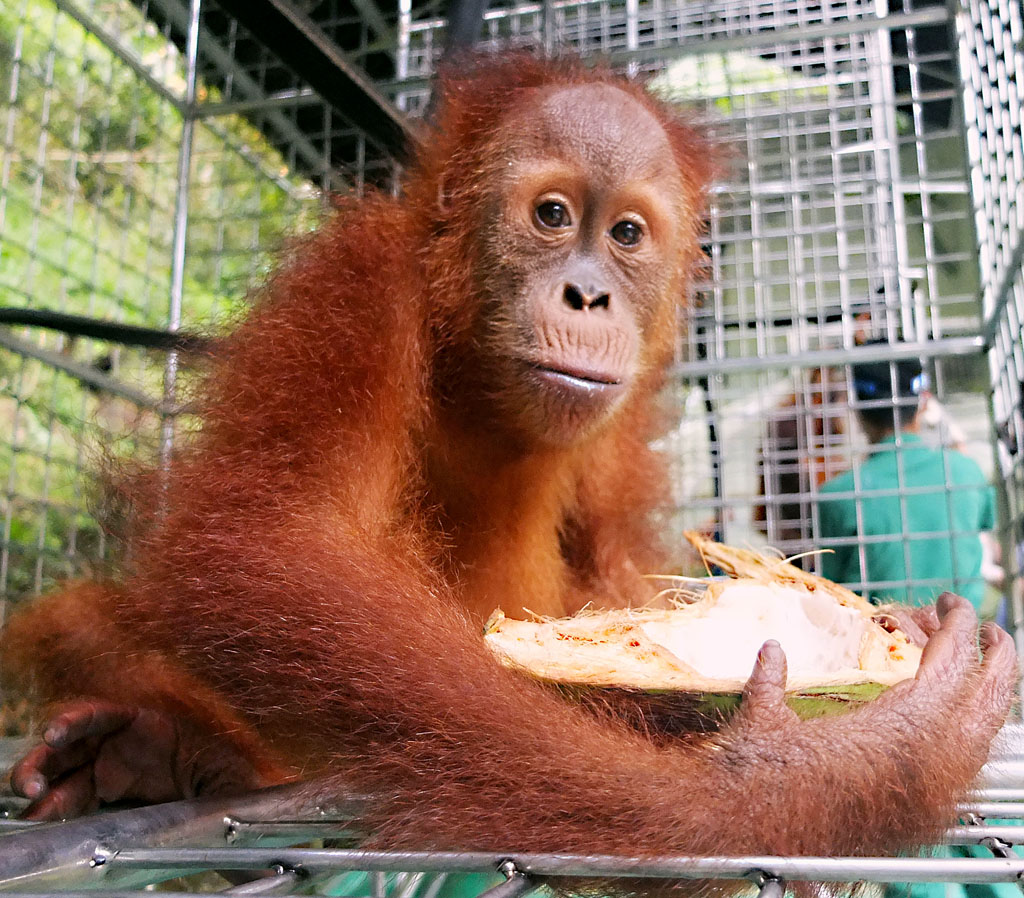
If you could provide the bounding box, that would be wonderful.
[0,785,348,890]
[102,848,1024,884]
[673,336,985,377]
[159,0,201,467]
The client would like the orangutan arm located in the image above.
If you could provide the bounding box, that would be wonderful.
[96,509,1014,860]
[4,582,290,818]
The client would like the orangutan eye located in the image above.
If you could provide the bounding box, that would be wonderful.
[610,220,643,247]
[535,201,571,229]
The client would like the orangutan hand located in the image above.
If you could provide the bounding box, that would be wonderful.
[10,699,265,820]
[872,602,942,648]
[725,593,1015,782]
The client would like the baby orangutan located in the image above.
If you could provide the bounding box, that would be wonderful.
[4,55,1016,877]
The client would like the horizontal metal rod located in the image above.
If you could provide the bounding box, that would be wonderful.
[226,819,360,842]
[974,791,1024,803]
[961,804,1024,818]
[211,821,1024,847]
[106,847,1024,883]
[0,329,169,412]
[949,826,1024,846]
[387,6,951,94]
[605,6,952,67]
[0,784,338,889]
[674,335,985,377]
[3,728,1022,888]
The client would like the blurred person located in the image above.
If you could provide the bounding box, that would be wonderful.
[817,356,996,610]
[818,355,1011,898]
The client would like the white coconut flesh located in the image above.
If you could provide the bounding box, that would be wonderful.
[484,578,921,694]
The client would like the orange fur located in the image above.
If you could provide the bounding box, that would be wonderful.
[3,55,1009,872]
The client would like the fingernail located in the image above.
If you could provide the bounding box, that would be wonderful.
[23,775,45,800]
[43,727,64,746]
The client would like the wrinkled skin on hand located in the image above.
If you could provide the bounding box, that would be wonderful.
[872,602,942,648]
[704,592,1016,857]
[10,699,265,820]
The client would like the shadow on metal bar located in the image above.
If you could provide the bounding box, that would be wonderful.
[0,726,1022,893]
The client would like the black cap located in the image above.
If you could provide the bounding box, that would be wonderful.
[851,353,925,403]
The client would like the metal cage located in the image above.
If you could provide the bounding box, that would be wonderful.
[1,0,1023,892]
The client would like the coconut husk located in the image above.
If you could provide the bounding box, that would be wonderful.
[484,533,921,731]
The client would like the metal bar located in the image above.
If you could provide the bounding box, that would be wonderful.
[754,876,786,898]
[193,89,320,120]
[385,7,953,95]
[348,0,396,45]
[443,0,490,51]
[613,5,950,64]
[0,308,209,352]
[211,0,411,151]
[975,792,1024,803]
[478,863,535,898]
[0,329,166,411]
[224,820,360,843]
[51,0,185,110]
[140,819,1024,849]
[222,868,302,895]
[0,785,348,889]
[962,805,1024,818]
[159,0,201,467]
[673,336,984,377]
[104,848,1024,884]
[145,0,335,186]
[982,234,1024,350]
[949,826,1024,846]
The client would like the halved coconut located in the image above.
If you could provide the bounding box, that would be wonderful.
[484,532,921,728]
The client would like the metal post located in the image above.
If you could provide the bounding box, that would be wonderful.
[161,0,202,468]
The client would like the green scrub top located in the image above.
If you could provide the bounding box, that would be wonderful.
[322,871,505,898]
[817,434,995,608]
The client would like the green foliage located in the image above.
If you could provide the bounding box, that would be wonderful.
[0,0,332,601]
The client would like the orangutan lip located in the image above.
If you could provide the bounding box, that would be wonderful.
[533,365,626,397]
[534,365,622,387]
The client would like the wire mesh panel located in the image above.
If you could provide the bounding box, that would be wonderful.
[0,0,1021,893]
[391,0,998,614]
[958,0,1024,642]
[0,0,396,620]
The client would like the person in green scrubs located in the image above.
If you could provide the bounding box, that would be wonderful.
[817,355,1007,898]
[818,357,995,609]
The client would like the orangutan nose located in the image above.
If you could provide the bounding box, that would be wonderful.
[563,282,611,311]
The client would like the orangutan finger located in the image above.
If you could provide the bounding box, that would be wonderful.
[915,593,979,685]
[873,605,928,647]
[737,641,795,727]
[20,765,98,821]
[908,604,942,641]
[9,743,52,800]
[10,739,97,799]
[961,623,1017,738]
[43,701,136,749]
